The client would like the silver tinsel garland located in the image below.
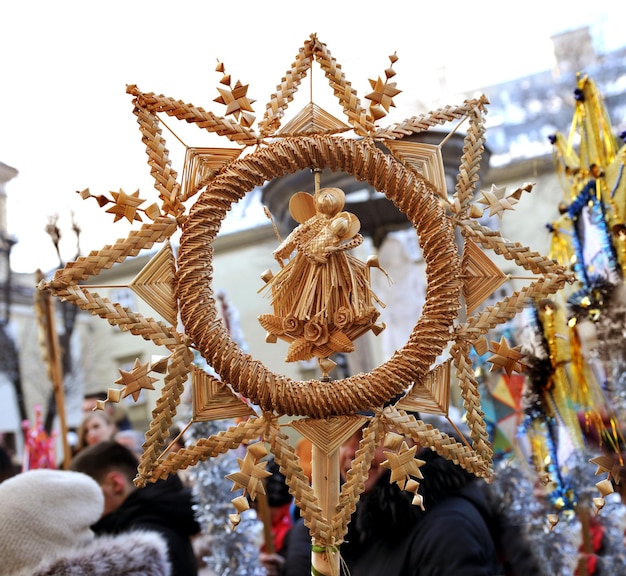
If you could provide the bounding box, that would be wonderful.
[490,452,626,575]
[563,449,626,575]
[491,459,579,576]
[184,291,266,575]
[187,419,265,576]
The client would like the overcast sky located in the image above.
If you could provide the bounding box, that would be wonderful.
[1,0,623,273]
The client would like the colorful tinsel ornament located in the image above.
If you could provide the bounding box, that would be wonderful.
[549,75,624,306]
[545,74,626,423]
[516,75,626,571]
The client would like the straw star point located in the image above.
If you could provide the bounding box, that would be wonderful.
[381,443,424,487]
[365,77,401,112]
[487,337,526,375]
[106,189,145,223]
[226,456,271,499]
[477,184,518,218]
[115,359,158,401]
[590,455,623,484]
[215,80,256,118]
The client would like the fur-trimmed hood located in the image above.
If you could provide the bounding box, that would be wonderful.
[15,531,171,576]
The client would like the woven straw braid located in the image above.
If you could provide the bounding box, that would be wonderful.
[454,220,573,338]
[127,84,258,146]
[448,342,493,466]
[268,422,331,543]
[258,40,314,138]
[39,217,181,348]
[381,406,492,478]
[460,278,569,339]
[45,216,178,286]
[374,96,488,141]
[257,33,374,137]
[51,286,182,348]
[453,103,488,213]
[141,417,266,484]
[331,417,383,541]
[37,284,181,348]
[310,36,373,136]
[132,103,184,217]
[136,344,194,485]
[462,219,575,276]
[177,136,461,418]
[267,416,383,546]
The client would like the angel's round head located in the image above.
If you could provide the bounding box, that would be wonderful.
[315,187,345,216]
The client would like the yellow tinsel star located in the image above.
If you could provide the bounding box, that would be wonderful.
[487,336,526,375]
[380,442,424,489]
[105,189,145,223]
[115,358,158,401]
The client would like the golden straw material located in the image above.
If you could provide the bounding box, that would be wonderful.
[384,140,448,198]
[396,360,451,416]
[277,102,351,137]
[259,187,381,363]
[181,147,243,201]
[36,36,573,560]
[177,136,460,417]
[129,241,178,326]
[191,365,255,422]
[461,238,508,315]
[257,34,373,138]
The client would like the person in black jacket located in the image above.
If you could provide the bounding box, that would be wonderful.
[279,424,501,576]
[71,439,200,576]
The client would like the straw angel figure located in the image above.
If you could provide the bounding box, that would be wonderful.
[259,187,385,363]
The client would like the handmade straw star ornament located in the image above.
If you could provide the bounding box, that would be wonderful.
[38,33,572,575]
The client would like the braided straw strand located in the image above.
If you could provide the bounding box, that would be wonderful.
[332,417,383,540]
[136,344,194,485]
[268,422,330,543]
[147,417,266,482]
[382,406,492,479]
[127,85,258,147]
[453,101,488,213]
[258,38,314,138]
[375,97,488,141]
[132,102,184,218]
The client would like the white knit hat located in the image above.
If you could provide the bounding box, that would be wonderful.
[0,468,104,574]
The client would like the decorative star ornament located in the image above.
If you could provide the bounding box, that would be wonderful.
[38,34,573,575]
[213,61,256,127]
[381,442,425,489]
[477,183,532,218]
[365,53,401,120]
[487,336,526,375]
[93,357,166,410]
[226,445,272,500]
[115,359,158,401]
[105,189,146,223]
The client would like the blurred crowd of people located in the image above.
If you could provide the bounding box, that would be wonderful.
[0,392,200,576]
[3,395,626,576]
